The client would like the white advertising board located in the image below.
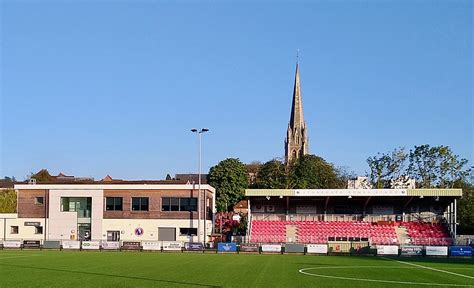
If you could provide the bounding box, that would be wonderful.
[295,189,407,197]
[162,241,182,251]
[142,241,162,251]
[306,244,328,254]
[101,241,120,250]
[377,245,399,255]
[261,244,281,253]
[426,246,448,256]
[62,240,80,249]
[81,241,100,250]
[3,240,21,248]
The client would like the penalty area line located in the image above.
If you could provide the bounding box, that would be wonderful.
[382,257,474,280]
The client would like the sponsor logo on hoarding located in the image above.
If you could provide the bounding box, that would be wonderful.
[426,246,448,256]
[239,243,259,252]
[377,245,398,255]
[185,242,204,251]
[217,242,237,252]
[81,241,100,250]
[23,240,40,248]
[400,245,423,256]
[122,241,141,250]
[142,241,161,251]
[261,244,281,253]
[62,241,80,249]
[3,241,21,248]
[162,241,182,251]
[306,244,328,254]
[101,241,120,250]
[450,246,472,257]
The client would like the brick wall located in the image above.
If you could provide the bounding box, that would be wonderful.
[17,189,48,218]
[103,189,213,220]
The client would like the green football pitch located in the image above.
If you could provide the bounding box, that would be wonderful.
[0,250,473,287]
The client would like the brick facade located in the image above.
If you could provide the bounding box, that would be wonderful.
[17,189,48,218]
[103,189,213,220]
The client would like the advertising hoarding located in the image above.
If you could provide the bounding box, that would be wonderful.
[101,241,120,250]
[426,246,448,256]
[306,244,328,254]
[217,242,237,252]
[450,246,472,257]
[400,245,423,256]
[81,241,100,250]
[142,241,161,251]
[162,241,182,251]
[62,240,80,249]
[261,244,281,253]
[239,243,259,252]
[376,245,399,255]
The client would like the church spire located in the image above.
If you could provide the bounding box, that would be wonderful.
[289,61,304,129]
[285,55,309,164]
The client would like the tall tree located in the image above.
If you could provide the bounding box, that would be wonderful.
[256,159,288,189]
[292,154,340,189]
[454,179,474,234]
[0,189,17,213]
[208,158,248,212]
[366,147,407,188]
[407,145,469,188]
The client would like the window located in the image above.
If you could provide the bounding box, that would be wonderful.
[132,197,149,211]
[35,226,43,234]
[10,226,18,234]
[170,198,179,211]
[106,197,123,211]
[35,197,44,205]
[179,228,197,236]
[162,197,197,212]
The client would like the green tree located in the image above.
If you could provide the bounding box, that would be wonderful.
[208,158,248,212]
[408,145,469,188]
[0,188,17,213]
[454,180,474,234]
[292,154,340,189]
[256,159,288,189]
[367,147,407,188]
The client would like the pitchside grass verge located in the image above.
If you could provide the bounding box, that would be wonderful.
[0,251,473,288]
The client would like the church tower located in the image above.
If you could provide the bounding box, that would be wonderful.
[285,61,308,164]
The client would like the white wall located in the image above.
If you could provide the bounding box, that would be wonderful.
[0,217,45,241]
[48,189,103,240]
[102,219,213,242]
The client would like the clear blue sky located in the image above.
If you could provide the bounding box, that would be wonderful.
[1,1,472,181]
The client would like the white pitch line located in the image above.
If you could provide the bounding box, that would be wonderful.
[382,257,474,280]
[298,267,474,287]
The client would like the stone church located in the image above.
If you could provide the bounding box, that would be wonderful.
[285,62,308,164]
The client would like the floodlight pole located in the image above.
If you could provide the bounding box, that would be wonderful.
[191,128,209,245]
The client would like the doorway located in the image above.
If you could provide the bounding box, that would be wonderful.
[107,231,120,241]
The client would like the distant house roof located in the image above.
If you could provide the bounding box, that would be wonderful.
[175,174,208,184]
[0,180,14,189]
[233,200,248,210]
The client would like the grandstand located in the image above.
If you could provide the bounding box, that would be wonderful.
[245,188,460,247]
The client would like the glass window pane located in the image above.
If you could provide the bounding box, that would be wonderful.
[141,197,149,211]
[132,198,140,211]
[115,197,122,211]
[162,197,170,211]
[170,198,179,211]
[180,198,189,211]
[106,197,114,211]
[189,198,197,211]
